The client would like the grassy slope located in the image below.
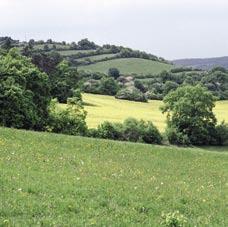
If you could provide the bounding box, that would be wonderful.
[33,44,70,50]
[79,58,173,75]
[77,53,117,61]
[80,94,228,130]
[0,127,227,226]
[57,49,96,56]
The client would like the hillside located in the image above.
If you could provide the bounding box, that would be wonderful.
[59,94,228,130]
[0,37,173,76]
[0,127,227,226]
[78,58,173,75]
[173,56,228,70]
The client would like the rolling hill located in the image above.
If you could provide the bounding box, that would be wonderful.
[78,58,173,75]
[0,127,227,226]
[0,37,174,76]
[173,56,228,70]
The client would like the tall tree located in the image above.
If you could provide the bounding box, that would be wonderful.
[161,85,218,145]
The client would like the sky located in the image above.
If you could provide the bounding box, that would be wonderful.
[1,0,228,59]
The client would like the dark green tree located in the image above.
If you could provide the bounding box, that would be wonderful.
[0,48,51,130]
[100,77,119,95]
[163,81,178,96]
[108,68,120,79]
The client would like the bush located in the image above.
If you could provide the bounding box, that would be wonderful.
[115,87,147,102]
[96,121,123,140]
[214,122,228,145]
[48,98,87,136]
[108,68,120,79]
[134,80,147,93]
[145,91,163,100]
[100,77,119,95]
[51,81,73,103]
[82,79,101,94]
[91,118,162,144]
[122,118,142,142]
[140,121,163,144]
[166,127,191,146]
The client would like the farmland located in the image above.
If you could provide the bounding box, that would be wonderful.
[57,49,96,56]
[79,58,173,75]
[77,94,228,130]
[77,53,117,61]
[0,127,227,226]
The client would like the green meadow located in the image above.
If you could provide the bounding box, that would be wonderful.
[57,49,96,56]
[77,53,117,61]
[79,58,173,75]
[80,94,228,130]
[0,127,227,226]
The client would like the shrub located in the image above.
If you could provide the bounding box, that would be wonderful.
[82,79,101,94]
[115,87,147,102]
[100,77,119,95]
[134,80,147,93]
[140,121,163,144]
[145,91,163,100]
[87,128,99,138]
[122,118,142,142]
[165,127,190,146]
[108,68,120,79]
[92,118,162,144]
[96,121,123,140]
[214,122,228,145]
[51,81,73,103]
[48,98,87,136]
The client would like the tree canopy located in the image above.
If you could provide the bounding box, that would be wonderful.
[0,49,51,130]
[161,85,220,145]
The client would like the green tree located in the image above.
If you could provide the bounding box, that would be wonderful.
[161,85,218,145]
[108,68,120,79]
[28,39,35,49]
[163,81,178,96]
[0,48,51,130]
[48,98,87,136]
[50,60,80,102]
[100,77,119,95]
[43,44,49,51]
[1,37,13,50]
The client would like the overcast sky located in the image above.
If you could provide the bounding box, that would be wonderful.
[1,0,228,59]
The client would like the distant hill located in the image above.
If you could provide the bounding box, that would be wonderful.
[173,56,228,70]
[0,36,173,75]
[79,58,173,76]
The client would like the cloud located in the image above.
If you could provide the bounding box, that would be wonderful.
[0,0,228,58]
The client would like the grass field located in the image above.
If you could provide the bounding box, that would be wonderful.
[33,44,70,50]
[0,127,227,226]
[77,53,117,61]
[81,94,228,130]
[57,49,96,56]
[79,58,173,75]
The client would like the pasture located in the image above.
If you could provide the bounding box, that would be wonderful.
[81,94,228,130]
[79,58,173,75]
[0,127,227,226]
[77,53,117,61]
[57,49,96,56]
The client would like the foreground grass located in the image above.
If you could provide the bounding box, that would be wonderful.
[0,127,227,226]
[79,58,173,75]
[80,94,228,130]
